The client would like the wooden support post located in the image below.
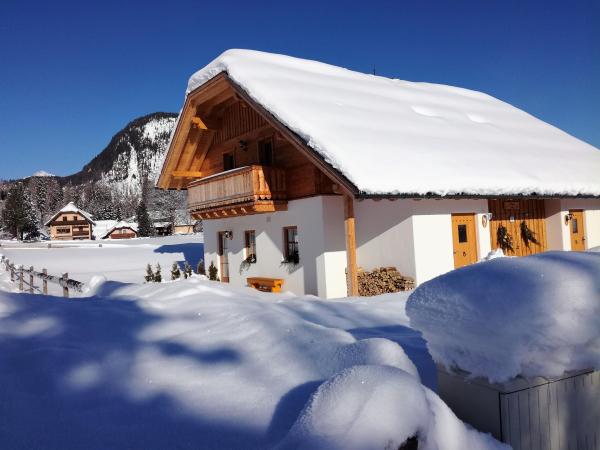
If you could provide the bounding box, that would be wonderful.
[62,273,69,298]
[43,269,48,295]
[29,266,34,294]
[19,266,24,291]
[344,195,359,297]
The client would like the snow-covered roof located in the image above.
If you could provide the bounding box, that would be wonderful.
[184,49,600,197]
[101,221,138,239]
[44,202,95,226]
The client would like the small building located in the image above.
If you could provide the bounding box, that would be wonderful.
[157,50,600,298]
[45,202,95,241]
[101,221,138,239]
[173,209,197,234]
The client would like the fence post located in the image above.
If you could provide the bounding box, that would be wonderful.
[9,260,14,282]
[29,266,34,294]
[62,273,69,298]
[19,266,24,291]
[43,269,48,295]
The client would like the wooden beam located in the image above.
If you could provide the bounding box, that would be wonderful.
[344,195,359,297]
[172,171,203,178]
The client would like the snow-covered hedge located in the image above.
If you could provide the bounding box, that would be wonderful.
[407,251,600,382]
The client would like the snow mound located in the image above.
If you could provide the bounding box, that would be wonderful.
[278,365,507,450]
[183,49,600,196]
[0,271,506,449]
[407,251,600,382]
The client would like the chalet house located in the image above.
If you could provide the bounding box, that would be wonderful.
[45,202,95,241]
[101,221,138,239]
[157,50,600,298]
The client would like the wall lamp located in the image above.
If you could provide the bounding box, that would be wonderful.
[223,230,233,240]
[565,213,574,225]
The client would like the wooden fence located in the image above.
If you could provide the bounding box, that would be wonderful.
[0,256,84,297]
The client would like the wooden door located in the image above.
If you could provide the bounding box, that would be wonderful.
[488,199,547,256]
[218,232,230,282]
[569,210,586,251]
[451,213,478,268]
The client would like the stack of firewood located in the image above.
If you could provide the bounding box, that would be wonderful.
[357,266,415,296]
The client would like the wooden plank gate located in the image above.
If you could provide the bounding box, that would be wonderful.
[488,199,548,256]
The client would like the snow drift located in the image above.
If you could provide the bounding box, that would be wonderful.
[0,272,504,449]
[407,251,600,382]
[181,49,600,197]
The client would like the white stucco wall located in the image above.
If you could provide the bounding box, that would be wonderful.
[544,199,571,250]
[201,195,600,298]
[354,198,491,284]
[202,196,347,298]
[560,198,600,249]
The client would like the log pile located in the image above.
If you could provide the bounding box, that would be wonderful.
[357,266,415,296]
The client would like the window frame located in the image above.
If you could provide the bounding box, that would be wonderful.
[223,152,235,171]
[244,230,257,263]
[258,137,274,167]
[283,226,299,264]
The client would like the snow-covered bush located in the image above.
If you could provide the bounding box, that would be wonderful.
[197,259,205,275]
[407,251,600,382]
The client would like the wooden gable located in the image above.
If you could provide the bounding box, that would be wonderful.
[157,74,356,198]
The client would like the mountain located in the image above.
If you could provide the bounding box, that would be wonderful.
[0,112,183,228]
[62,112,178,195]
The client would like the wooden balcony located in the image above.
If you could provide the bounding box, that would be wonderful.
[187,165,287,219]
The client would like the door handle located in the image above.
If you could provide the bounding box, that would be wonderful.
[462,251,467,257]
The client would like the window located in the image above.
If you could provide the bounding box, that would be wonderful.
[223,152,235,171]
[258,138,273,167]
[244,230,257,263]
[572,218,579,234]
[56,227,70,234]
[457,224,468,243]
[283,226,299,263]
[62,216,67,222]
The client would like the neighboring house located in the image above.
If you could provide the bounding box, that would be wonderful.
[101,221,138,239]
[173,209,197,234]
[93,220,119,240]
[157,50,600,298]
[45,202,95,241]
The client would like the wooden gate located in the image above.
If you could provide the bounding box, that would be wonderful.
[488,199,547,257]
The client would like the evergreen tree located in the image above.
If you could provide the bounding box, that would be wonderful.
[183,261,193,279]
[208,261,219,281]
[197,259,206,276]
[154,263,162,282]
[171,262,181,280]
[1,183,38,240]
[144,264,154,282]
[136,201,154,237]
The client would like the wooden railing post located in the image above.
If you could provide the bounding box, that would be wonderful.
[29,266,34,294]
[19,266,24,291]
[62,273,69,298]
[43,269,48,295]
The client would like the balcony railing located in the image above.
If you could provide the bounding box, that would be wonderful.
[187,165,287,218]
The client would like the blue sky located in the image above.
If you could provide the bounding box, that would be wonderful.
[0,0,598,180]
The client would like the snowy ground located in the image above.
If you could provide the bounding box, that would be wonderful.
[0,235,506,449]
[0,235,204,295]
